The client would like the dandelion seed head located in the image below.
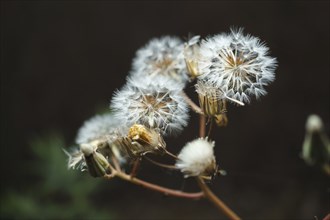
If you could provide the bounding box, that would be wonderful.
[70,113,128,171]
[198,28,277,104]
[110,76,189,136]
[75,113,127,145]
[195,79,225,101]
[130,36,189,84]
[175,138,216,177]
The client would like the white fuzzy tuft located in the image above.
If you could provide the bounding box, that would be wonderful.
[306,114,323,133]
[75,113,127,145]
[110,76,189,136]
[197,28,277,104]
[130,36,189,84]
[176,138,216,177]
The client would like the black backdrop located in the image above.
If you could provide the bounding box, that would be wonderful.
[1,1,329,219]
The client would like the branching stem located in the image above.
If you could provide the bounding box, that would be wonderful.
[104,171,204,200]
[196,177,241,220]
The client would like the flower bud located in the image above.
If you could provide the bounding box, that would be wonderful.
[196,80,228,126]
[81,143,110,177]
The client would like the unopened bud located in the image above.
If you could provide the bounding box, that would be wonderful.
[80,143,110,177]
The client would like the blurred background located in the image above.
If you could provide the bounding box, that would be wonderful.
[1,1,329,220]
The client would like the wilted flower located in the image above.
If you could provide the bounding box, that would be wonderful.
[65,114,128,175]
[64,143,111,177]
[118,124,166,158]
[195,80,228,126]
[110,76,189,135]
[198,28,277,104]
[130,36,189,84]
[175,138,217,178]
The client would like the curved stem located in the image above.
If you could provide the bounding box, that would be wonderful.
[144,156,178,170]
[181,91,204,114]
[196,177,241,220]
[130,159,141,177]
[111,155,122,172]
[165,149,179,159]
[104,171,204,200]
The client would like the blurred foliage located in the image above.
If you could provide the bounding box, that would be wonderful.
[0,133,115,219]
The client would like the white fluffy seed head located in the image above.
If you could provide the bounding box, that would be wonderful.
[195,79,225,100]
[74,113,128,168]
[198,27,277,104]
[110,76,189,136]
[130,36,189,84]
[75,113,127,145]
[176,138,216,177]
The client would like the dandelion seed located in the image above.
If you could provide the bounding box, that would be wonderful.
[198,28,277,104]
[63,147,86,171]
[130,36,189,84]
[176,138,217,178]
[110,76,189,135]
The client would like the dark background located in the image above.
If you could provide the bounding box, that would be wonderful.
[1,1,329,220]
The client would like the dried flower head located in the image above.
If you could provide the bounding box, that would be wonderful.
[65,114,128,175]
[195,80,228,126]
[64,143,111,177]
[184,35,202,79]
[130,36,189,84]
[198,28,277,104]
[118,124,166,158]
[175,138,217,178]
[110,76,189,135]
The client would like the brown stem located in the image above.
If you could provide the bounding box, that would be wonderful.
[181,91,204,115]
[130,159,141,178]
[196,177,241,220]
[111,155,122,172]
[165,149,179,159]
[144,156,178,170]
[104,171,204,200]
[199,114,206,138]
